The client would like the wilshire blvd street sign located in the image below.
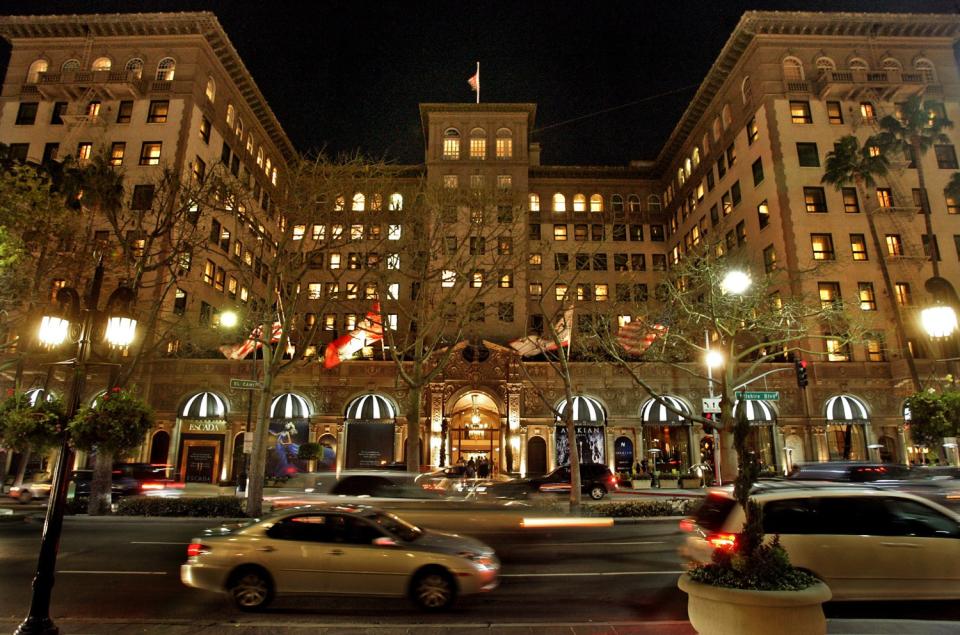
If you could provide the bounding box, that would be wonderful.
[735,391,780,400]
[230,378,262,390]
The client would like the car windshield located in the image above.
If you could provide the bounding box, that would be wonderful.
[368,511,422,542]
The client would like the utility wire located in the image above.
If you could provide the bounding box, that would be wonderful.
[531,83,700,134]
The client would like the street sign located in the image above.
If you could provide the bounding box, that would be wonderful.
[701,397,722,414]
[230,378,262,390]
[243,435,254,453]
[736,391,779,401]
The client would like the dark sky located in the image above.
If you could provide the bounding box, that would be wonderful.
[2,0,959,165]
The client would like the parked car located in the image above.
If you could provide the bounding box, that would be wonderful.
[181,504,499,610]
[484,464,617,500]
[679,484,960,600]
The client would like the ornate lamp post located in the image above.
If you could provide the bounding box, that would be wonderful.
[17,258,136,635]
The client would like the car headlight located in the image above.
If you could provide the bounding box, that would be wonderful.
[460,552,497,570]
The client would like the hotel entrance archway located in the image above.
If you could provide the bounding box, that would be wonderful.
[447,391,501,474]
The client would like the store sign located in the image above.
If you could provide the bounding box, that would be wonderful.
[187,421,226,432]
[701,397,721,414]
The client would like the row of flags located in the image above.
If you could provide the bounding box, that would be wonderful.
[220,302,666,366]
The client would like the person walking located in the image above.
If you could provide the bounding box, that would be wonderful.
[466,458,477,478]
[477,458,489,479]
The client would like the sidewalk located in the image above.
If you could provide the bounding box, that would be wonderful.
[0,618,956,634]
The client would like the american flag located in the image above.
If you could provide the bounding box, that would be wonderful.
[617,321,667,356]
[219,322,283,360]
[510,307,573,357]
[323,302,384,369]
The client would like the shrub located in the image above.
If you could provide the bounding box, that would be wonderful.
[586,498,698,517]
[688,535,820,591]
[116,496,247,517]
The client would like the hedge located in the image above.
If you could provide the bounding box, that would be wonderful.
[586,498,699,518]
[115,496,247,517]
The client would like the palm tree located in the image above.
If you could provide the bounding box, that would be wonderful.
[876,95,953,277]
[822,135,922,393]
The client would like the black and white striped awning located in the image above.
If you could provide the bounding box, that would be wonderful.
[555,396,606,425]
[903,402,912,422]
[733,399,777,424]
[344,394,396,421]
[824,394,870,422]
[640,396,691,425]
[24,388,54,406]
[180,392,226,419]
[270,393,311,419]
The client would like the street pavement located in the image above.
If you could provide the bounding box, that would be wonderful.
[0,512,958,634]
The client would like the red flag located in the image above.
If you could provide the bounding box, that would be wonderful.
[219,322,282,360]
[468,70,479,93]
[323,303,383,369]
[617,322,667,356]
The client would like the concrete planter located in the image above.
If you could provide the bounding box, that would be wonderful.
[659,477,679,488]
[631,479,652,489]
[678,572,831,635]
[680,477,702,488]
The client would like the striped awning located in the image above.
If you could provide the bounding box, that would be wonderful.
[733,399,777,424]
[824,394,869,422]
[24,388,54,406]
[270,393,310,419]
[180,392,226,419]
[555,396,606,425]
[903,402,912,422]
[345,393,396,420]
[640,396,690,425]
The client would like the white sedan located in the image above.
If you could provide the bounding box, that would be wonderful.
[182,504,499,611]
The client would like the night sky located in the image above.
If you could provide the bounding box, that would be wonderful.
[2,0,959,166]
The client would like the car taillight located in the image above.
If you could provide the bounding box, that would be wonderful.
[186,543,209,558]
[607,474,618,488]
[679,518,695,532]
[140,482,165,491]
[707,532,738,551]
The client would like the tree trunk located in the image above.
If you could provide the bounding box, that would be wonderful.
[913,137,940,278]
[245,352,275,518]
[719,366,739,483]
[87,450,113,515]
[565,403,582,514]
[12,447,31,488]
[405,388,422,473]
[856,178,922,392]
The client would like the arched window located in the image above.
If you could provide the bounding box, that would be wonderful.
[236,117,244,137]
[677,168,685,186]
[741,75,752,104]
[611,194,624,213]
[496,127,513,159]
[647,194,662,212]
[553,193,566,212]
[205,76,216,102]
[271,168,278,186]
[702,132,710,155]
[352,193,365,211]
[442,128,460,160]
[256,147,264,167]
[246,134,254,154]
[264,157,271,176]
[61,59,80,73]
[389,192,403,210]
[91,56,111,71]
[226,103,236,127]
[782,56,804,81]
[628,194,641,213]
[26,59,48,83]
[684,157,692,177]
[125,57,143,78]
[712,116,722,142]
[156,57,176,81]
[529,193,541,212]
[881,57,902,72]
[335,195,345,211]
[573,193,586,212]
[721,103,733,128]
[469,127,486,160]
[692,147,701,168]
[848,57,869,71]
[589,194,603,212]
[815,56,835,75]
[914,58,936,82]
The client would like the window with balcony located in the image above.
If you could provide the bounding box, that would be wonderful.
[496,128,513,159]
[155,57,176,81]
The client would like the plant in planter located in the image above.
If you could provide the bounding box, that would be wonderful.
[630,471,653,489]
[0,391,64,490]
[680,470,703,488]
[68,387,153,515]
[659,469,679,488]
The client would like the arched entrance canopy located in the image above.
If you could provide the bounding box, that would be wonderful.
[270,393,310,419]
[345,393,396,421]
[824,395,869,422]
[180,391,226,418]
[640,396,690,424]
[733,399,777,423]
[555,396,606,424]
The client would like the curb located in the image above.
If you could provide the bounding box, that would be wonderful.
[62,515,249,522]
[612,515,685,524]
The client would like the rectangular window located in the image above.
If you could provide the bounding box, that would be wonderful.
[790,101,812,124]
[860,102,876,122]
[721,191,732,216]
[470,271,483,288]
[736,220,746,246]
[469,236,486,255]
[757,200,770,230]
[41,142,59,163]
[746,117,758,145]
[139,142,162,165]
[752,158,764,186]
[470,174,484,190]
[147,100,169,123]
[498,237,513,255]
[496,136,512,159]
[192,156,206,182]
[15,102,38,125]
[866,338,885,362]
[498,271,514,288]
[528,282,543,300]
[443,137,459,159]
[629,224,644,241]
[470,137,486,159]
[443,174,458,189]
[946,196,960,215]
[554,253,569,271]
[130,184,155,210]
[574,224,588,241]
[650,225,665,242]
[818,282,841,309]
[842,188,860,213]
[826,338,850,362]
[935,144,958,169]
[594,284,609,302]
[528,224,541,240]
[803,187,827,213]
[77,142,93,161]
[858,282,877,310]
[553,224,567,241]
[912,188,929,214]
[895,282,912,306]
[593,253,607,271]
[498,302,514,322]
[614,253,628,271]
[105,142,125,167]
[885,234,903,257]
[51,101,67,125]
[199,116,211,144]
[811,233,835,260]
[575,253,590,271]
[796,142,820,167]
[850,234,868,261]
[213,267,225,292]
[763,245,777,273]
[876,188,893,208]
[555,283,569,302]
[652,254,666,271]
[717,154,726,179]
[827,101,843,124]
[726,144,736,168]
[576,283,591,301]
[115,100,133,123]
[922,234,941,261]
[616,283,630,301]
[730,181,742,207]
[329,253,341,269]
[173,288,187,315]
[528,253,542,269]
[227,276,238,300]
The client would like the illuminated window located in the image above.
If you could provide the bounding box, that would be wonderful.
[818,282,841,309]
[595,284,608,302]
[885,234,903,256]
[842,188,860,213]
[553,193,566,212]
[389,192,403,210]
[443,128,460,159]
[826,338,850,362]
[443,175,458,189]
[572,194,586,212]
[352,193,365,211]
[471,271,484,288]
[757,200,770,229]
[292,225,305,240]
[441,270,456,288]
[329,253,341,269]
[811,233,835,260]
[895,282,912,306]
[790,101,812,124]
[350,224,363,241]
[763,245,777,273]
[528,253,542,269]
[26,59,48,83]
[139,142,162,165]
[497,175,512,190]
[555,283,568,301]
[866,338,885,362]
[205,76,216,102]
[312,224,326,241]
[858,282,876,310]
[387,283,399,300]
[859,102,876,122]
[827,101,843,124]
[324,314,336,331]
[529,282,542,299]
[589,194,603,212]
[553,224,568,241]
[850,234,868,261]
[469,128,486,159]
[529,193,541,212]
[155,57,176,81]
[803,187,827,213]
[496,128,513,158]
[387,253,400,269]
[226,104,236,127]
[109,142,125,166]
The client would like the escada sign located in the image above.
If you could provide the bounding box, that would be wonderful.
[187,421,226,432]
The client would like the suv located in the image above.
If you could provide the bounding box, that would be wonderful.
[486,464,617,500]
[680,484,960,600]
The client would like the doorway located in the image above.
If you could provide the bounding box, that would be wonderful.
[179,439,220,483]
[526,436,547,475]
[448,392,501,471]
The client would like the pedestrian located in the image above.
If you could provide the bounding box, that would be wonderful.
[466,458,476,478]
[640,458,649,475]
[477,458,489,479]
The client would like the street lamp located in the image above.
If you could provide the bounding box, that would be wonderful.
[920,305,958,340]
[219,309,239,329]
[720,270,751,295]
[705,349,724,369]
[17,257,136,635]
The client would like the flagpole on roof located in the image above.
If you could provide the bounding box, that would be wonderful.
[475,61,480,104]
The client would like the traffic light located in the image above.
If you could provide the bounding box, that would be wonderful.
[702,412,715,434]
[795,359,809,388]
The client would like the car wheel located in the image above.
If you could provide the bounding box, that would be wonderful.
[227,567,273,611]
[411,568,456,611]
[589,485,606,500]
[18,491,33,504]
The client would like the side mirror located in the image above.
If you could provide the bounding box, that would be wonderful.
[373,536,398,547]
